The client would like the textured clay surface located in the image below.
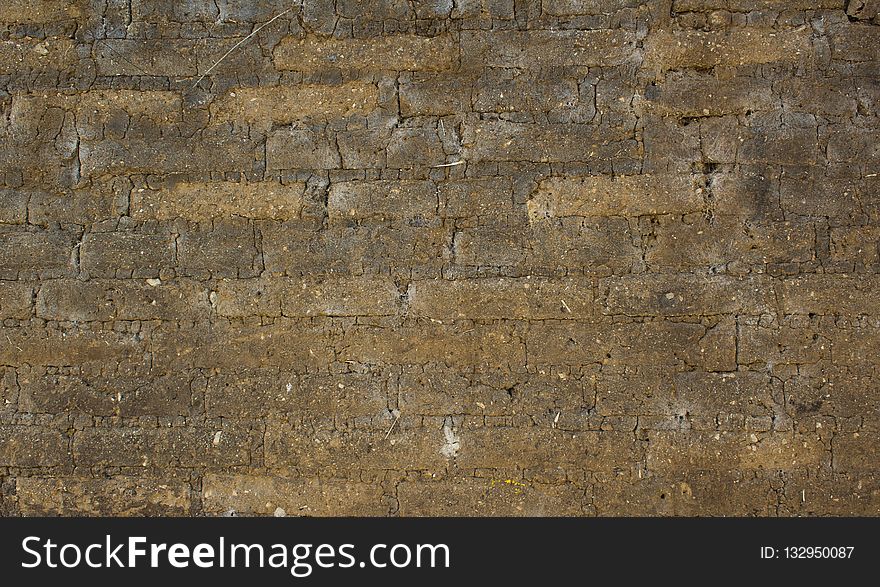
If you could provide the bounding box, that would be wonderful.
[1,0,879,517]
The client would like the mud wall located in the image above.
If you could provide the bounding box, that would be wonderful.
[1,0,879,516]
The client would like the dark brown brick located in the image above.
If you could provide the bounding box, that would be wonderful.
[18,370,196,417]
[0,425,68,468]
[646,217,815,270]
[261,223,449,275]
[461,30,638,68]
[593,470,776,516]
[265,419,448,473]
[645,73,774,117]
[0,282,33,319]
[205,371,387,419]
[604,275,778,316]
[151,320,334,371]
[73,424,258,469]
[328,180,436,222]
[80,232,176,279]
[454,428,640,471]
[781,275,880,315]
[0,230,75,279]
[35,279,210,322]
[527,320,735,371]
[178,220,261,278]
[833,432,879,473]
[463,119,637,163]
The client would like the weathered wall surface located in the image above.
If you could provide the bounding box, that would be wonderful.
[1,0,878,516]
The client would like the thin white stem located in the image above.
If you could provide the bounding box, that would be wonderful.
[431,160,466,168]
[191,8,292,89]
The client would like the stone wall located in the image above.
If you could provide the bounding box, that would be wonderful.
[1,0,878,516]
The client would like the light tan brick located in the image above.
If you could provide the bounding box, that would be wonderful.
[455,428,640,471]
[211,82,379,125]
[131,181,306,222]
[273,35,457,72]
[645,28,813,72]
[0,0,81,23]
[646,431,828,472]
[530,175,703,218]
[203,474,386,516]
[17,477,192,516]
[409,277,594,319]
[398,477,588,516]
[0,327,146,368]
[781,275,880,315]
[338,323,526,369]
